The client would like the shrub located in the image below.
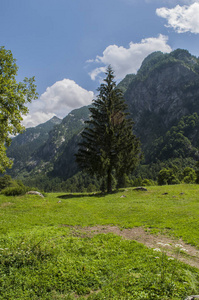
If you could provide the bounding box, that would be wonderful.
[0,175,12,190]
[158,168,180,185]
[1,182,28,196]
[133,176,143,187]
[183,167,197,183]
[142,179,155,186]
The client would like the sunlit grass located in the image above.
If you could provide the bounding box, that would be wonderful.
[0,184,199,299]
[1,184,199,246]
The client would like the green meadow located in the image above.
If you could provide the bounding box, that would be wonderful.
[0,184,199,299]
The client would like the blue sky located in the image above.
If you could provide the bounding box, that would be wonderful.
[1,0,199,127]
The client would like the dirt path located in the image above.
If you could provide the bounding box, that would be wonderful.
[69,225,199,269]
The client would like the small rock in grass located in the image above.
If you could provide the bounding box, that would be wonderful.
[120,195,127,198]
[133,187,147,191]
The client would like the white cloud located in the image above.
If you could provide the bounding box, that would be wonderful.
[23,79,94,128]
[122,0,195,5]
[22,112,56,128]
[156,2,199,33]
[40,79,94,114]
[146,0,196,3]
[89,35,172,81]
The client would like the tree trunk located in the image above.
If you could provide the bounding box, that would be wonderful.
[107,167,112,193]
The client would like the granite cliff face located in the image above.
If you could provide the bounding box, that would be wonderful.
[122,49,199,146]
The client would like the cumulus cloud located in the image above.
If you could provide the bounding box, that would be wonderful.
[23,79,94,128]
[40,79,94,114]
[156,1,199,33]
[122,0,195,5]
[89,35,172,81]
[22,111,56,129]
[146,0,196,4]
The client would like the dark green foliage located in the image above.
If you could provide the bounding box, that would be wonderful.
[0,175,12,190]
[0,174,30,196]
[133,157,197,183]
[1,184,26,196]
[1,179,28,196]
[76,66,141,193]
[22,172,101,193]
[117,173,131,188]
[137,49,199,82]
[0,47,38,173]
[183,167,197,183]
[158,168,180,186]
[137,51,165,79]
[117,73,136,93]
[147,113,199,163]
[156,165,197,185]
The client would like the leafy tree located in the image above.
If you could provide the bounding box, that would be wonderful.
[0,46,38,172]
[158,168,180,185]
[183,167,197,183]
[0,174,12,190]
[76,66,141,193]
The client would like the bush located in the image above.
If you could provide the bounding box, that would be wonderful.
[142,179,155,186]
[0,175,12,190]
[1,182,28,196]
[183,167,197,183]
[133,177,143,187]
[158,168,180,185]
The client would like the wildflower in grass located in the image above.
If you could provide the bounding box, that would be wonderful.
[153,248,161,252]
[175,244,188,252]
[164,243,171,247]
[175,244,183,248]
[181,248,188,252]
[157,242,171,247]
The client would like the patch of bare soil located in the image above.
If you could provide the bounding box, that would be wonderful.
[68,225,199,269]
[0,202,14,208]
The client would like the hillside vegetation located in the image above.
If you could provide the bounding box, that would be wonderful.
[0,185,199,299]
[5,49,199,192]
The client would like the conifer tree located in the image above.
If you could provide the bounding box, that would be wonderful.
[76,66,141,193]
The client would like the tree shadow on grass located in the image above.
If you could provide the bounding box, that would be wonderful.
[57,192,104,199]
[57,190,120,199]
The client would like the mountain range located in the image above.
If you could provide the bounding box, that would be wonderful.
[6,49,199,189]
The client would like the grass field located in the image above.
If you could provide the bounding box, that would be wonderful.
[0,184,199,299]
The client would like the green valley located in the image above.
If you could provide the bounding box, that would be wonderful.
[0,185,199,299]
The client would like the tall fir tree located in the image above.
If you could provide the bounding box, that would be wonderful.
[76,66,141,193]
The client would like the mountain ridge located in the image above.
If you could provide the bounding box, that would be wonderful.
[6,48,199,189]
